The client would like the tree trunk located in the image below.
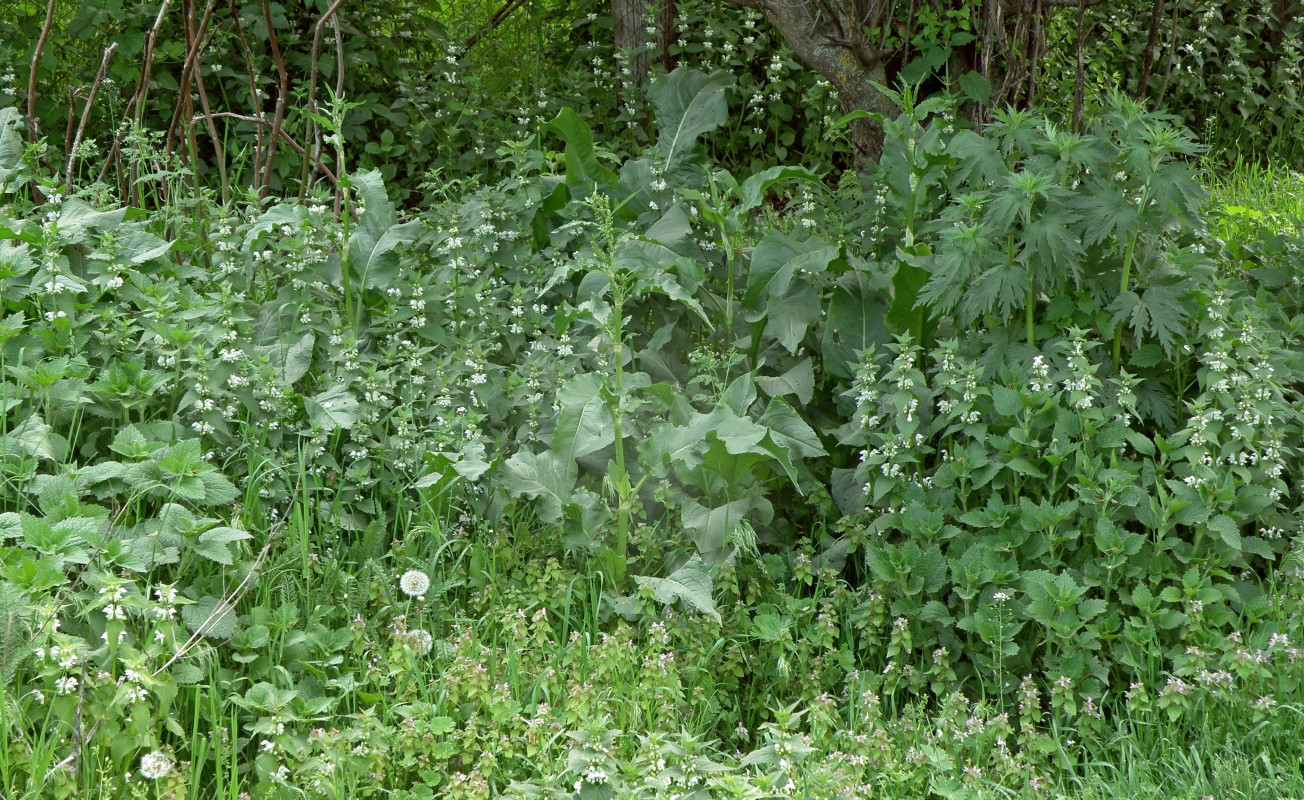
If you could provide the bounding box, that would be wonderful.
[613,0,650,84]
[746,0,897,167]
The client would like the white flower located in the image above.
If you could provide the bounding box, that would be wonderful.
[399,570,430,598]
[55,676,78,694]
[139,750,174,779]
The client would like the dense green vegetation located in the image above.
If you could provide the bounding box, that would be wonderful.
[2,0,1304,798]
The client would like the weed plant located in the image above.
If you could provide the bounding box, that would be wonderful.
[1,75,1304,799]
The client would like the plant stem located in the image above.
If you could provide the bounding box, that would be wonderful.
[1112,228,1140,372]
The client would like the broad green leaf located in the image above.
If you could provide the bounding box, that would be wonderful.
[501,450,575,524]
[260,332,315,386]
[992,386,1022,417]
[553,374,615,463]
[182,595,239,639]
[194,526,253,565]
[55,200,129,243]
[649,67,734,170]
[756,358,814,405]
[681,498,753,561]
[634,555,720,622]
[6,414,66,461]
[718,374,757,417]
[348,170,420,289]
[118,230,173,264]
[544,108,618,189]
[736,165,820,216]
[958,71,992,104]
[0,107,23,187]
[763,283,822,353]
[1209,515,1241,550]
[744,230,838,310]
[822,271,890,380]
[758,397,826,460]
[304,385,361,431]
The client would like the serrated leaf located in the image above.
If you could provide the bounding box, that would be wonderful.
[182,595,239,639]
[1209,515,1241,550]
[991,385,1022,417]
[304,385,360,431]
[957,71,992,104]
[194,526,253,565]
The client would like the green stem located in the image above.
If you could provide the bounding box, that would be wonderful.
[610,279,628,587]
[1112,229,1140,372]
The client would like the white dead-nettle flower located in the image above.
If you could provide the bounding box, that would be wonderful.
[399,570,430,598]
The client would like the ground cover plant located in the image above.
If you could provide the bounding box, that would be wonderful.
[3,1,1304,797]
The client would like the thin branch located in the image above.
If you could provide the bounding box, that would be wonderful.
[65,43,118,189]
[259,0,290,198]
[27,0,58,144]
[1135,0,1167,100]
[461,0,528,55]
[303,0,347,192]
[164,0,219,157]
[198,113,339,184]
[230,6,267,184]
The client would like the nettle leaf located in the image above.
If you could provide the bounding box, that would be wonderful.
[182,595,239,639]
[634,555,720,622]
[650,67,734,170]
[193,526,253,565]
[304,385,361,431]
[109,424,161,459]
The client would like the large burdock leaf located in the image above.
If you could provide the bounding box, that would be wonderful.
[545,108,618,190]
[634,555,720,622]
[501,450,576,524]
[650,68,734,170]
[348,170,420,289]
[681,498,753,562]
[744,230,839,311]
[552,374,614,465]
